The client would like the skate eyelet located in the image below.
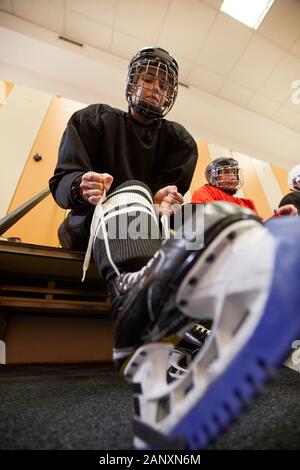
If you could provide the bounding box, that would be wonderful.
[257,358,267,369]
[188,277,198,286]
[223,402,231,415]
[245,374,255,386]
[206,254,215,263]
[227,231,236,240]
[234,388,243,402]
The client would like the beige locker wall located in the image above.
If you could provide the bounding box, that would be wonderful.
[0,84,53,218]
[4,95,85,246]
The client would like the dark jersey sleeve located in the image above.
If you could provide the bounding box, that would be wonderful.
[152,122,198,196]
[49,113,94,211]
[278,192,300,213]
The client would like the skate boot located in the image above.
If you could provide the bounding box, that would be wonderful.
[123,213,300,450]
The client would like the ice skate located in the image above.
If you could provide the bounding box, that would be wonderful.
[123,213,300,450]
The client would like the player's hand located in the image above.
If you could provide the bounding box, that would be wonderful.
[80,172,113,205]
[154,185,184,216]
[274,204,298,216]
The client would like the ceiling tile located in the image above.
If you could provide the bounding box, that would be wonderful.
[200,0,223,9]
[196,12,253,75]
[12,0,64,33]
[189,64,224,94]
[66,0,118,26]
[115,0,169,44]
[273,105,300,131]
[65,11,112,50]
[259,0,300,49]
[229,34,285,90]
[290,37,300,59]
[0,0,13,13]
[158,0,217,61]
[247,93,280,117]
[259,53,300,102]
[292,122,300,133]
[282,87,300,114]
[110,31,147,61]
[218,79,253,106]
[176,57,193,85]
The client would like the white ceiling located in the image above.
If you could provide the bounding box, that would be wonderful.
[1,0,300,168]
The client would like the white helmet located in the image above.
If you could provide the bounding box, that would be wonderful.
[288,164,300,191]
[205,157,244,195]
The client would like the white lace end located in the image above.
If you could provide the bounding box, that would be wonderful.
[81,191,107,282]
[81,268,87,283]
[161,214,170,239]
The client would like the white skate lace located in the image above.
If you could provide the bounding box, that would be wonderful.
[82,189,111,281]
[160,214,170,240]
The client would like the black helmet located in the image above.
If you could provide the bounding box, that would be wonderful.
[126,47,178,119]
[205,157,244,195]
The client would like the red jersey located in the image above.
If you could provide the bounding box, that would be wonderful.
[192,184,259,216]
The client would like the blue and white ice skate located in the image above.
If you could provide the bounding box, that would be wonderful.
[124,214,300,450]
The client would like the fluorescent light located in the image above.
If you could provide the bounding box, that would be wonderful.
[221,0,275,30]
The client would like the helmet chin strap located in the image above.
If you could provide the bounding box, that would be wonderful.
[132,99,163,119]
[219,187,238,196]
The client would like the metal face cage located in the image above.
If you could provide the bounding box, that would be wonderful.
[126,48,178,118]
[209,165,244,192]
